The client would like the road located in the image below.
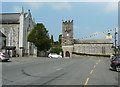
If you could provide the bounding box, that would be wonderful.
[1,56,119,86]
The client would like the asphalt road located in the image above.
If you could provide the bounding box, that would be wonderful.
[2,56,119,85]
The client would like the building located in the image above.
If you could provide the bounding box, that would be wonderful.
[0,31,6,51]
[0,8,37,57]
[118,28,120,46]
[118,27,120,55]
[62,20,113,58]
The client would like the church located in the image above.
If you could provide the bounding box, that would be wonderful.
[62,20,113,58]
[0,8,37,57]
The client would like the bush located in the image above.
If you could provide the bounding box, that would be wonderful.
[72,52,110,57]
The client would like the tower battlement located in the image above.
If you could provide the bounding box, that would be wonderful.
[62,20,73,24]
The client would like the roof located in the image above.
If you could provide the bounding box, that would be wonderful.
[0,13,26,24]
[0,31,6,37]
[74,39,113,44]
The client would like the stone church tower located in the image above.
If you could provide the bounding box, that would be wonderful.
[62,20,74,58]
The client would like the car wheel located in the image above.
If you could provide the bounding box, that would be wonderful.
[116,66,120,72]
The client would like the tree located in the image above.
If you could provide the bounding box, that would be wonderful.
[58,34,62,44]
[50,48,63,54]
[51,35,54,45]
[27,23,51,51]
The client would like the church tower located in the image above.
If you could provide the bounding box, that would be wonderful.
[62,20,74,45]
[62,20,74,58]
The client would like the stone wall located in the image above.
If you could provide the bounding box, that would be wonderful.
[74,43,113,55]
[0,24,19,48]
[62,45,73,58]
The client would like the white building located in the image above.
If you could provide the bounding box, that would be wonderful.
[0,8,37,57]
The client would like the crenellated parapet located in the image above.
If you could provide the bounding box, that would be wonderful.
[62,20,73,24]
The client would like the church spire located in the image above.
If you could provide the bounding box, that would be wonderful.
[21,7,24,14]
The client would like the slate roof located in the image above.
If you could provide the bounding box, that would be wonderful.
[0,13,26,24]
[0,31,6,37]
[74,39,113,44]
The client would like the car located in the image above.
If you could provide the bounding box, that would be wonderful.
[110,56,120,72]
[0,52,9,62]
[48,53,62,58]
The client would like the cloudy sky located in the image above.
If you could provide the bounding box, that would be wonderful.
[1,1,118,41]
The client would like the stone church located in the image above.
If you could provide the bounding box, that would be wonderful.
[62,20,113,58]
[0,8,37,57]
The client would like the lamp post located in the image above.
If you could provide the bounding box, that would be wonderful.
[114,28,117,56]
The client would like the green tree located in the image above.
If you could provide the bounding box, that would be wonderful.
[27,23,51,51]
[58,34,62,44]
[51,35,54,45]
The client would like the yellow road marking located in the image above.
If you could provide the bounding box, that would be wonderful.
[85,77,89,85]
[94,65,96,68]
[56,68,62,70]
[96,62,98,65]
[90,70,93,74]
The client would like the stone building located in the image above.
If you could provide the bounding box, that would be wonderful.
[118,28,120,46]
[118,28,120,55]
[0,8,37,57]
[0,31,6,50]
[62,20,113,58]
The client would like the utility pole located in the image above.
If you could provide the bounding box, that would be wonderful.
[115,28,117,56]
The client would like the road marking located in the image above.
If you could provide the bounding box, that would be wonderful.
[85,77,89,85]
[56,68,62,70]
[94,65,96,68]
[96,62,98,65]
[90,70,93,74]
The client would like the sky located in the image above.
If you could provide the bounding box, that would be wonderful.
[1,1,118,41]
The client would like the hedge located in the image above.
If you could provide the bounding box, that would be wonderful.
[72,52,110,57]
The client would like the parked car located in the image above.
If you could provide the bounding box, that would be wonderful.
[0,52,9,62]
[110,56,120,72]
[48,53,62,58]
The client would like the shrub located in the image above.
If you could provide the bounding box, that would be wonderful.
[72,52,110,57]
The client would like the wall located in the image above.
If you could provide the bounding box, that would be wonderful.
[0,24,19,48]
[62,45,73,58]
[74,43,113,55]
